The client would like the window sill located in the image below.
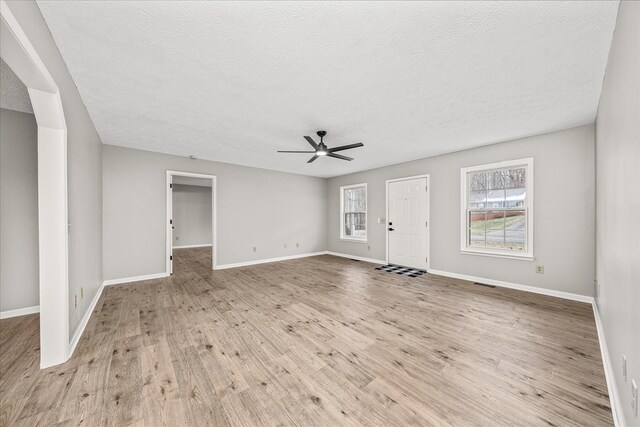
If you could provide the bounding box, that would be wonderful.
[461,249,534,261]
[340,237,368,244]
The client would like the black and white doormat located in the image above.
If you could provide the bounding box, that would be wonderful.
[375,264,426,278]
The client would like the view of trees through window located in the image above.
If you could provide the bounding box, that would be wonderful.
[343,186,366,239]
[467,167,526,251]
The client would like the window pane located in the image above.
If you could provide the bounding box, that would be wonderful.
[344,212,366,238]
[486,189,506,208]
[469,211,486,247]
[487,170,505,191]
[344,187,366,213]
[485,211,506,230]
[505,230,525,251]
[486,229,506,249]
[468,171,487,192]
[468,172,487,209]
[504,168,526,189]
[469,191,487,208]
[506,211,526,230]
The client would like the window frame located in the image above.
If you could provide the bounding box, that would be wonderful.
[460,158,534,260]
[340,183,368,243]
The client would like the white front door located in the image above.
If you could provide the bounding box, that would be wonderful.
[388,177,428,270]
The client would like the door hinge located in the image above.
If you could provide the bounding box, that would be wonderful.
[425,221,428,227]
[170,219,173,224]
[425,257,428,263]
[170,255,173,260]
[425,185,428,192]
[170,183,173,189]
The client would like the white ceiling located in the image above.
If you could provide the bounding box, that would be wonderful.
[1,58,33,114]
[37,1,618,178]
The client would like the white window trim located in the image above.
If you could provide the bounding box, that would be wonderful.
[460,158,534,261]
[340,183,368,243]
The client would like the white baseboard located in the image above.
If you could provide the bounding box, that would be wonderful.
[325,251,386,265]
[215,252,327,270]
[427,269,594,304]
[173,243,212,249]
[103,272,169,286]
[592,302,625,427]
[68,281,105,357]
[0,305,40,319]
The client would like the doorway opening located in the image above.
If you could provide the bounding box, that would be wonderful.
[1,3,70,368]
[385,174,430,271]
[165,171,217,275]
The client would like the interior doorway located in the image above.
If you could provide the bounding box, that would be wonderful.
[386,175,430,271]
[165,171,217,275]
[1,3,70,368]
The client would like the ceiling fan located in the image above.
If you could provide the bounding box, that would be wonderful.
[277,131,364,163]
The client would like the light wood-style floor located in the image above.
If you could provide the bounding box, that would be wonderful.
[0,247,612,426]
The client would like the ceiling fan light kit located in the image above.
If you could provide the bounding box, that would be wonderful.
[278,130,364,163]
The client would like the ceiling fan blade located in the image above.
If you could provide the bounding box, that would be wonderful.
[307,154,319,163]
[277,150,316,153]
[328,153,353,161]
[328,143,364,153]
[304,136,319,149]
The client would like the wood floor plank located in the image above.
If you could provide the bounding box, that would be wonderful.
[0,247,613,426]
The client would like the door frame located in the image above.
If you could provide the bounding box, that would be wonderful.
[385,174,431,271]
[165,170,217,274]
[2,1,70,368]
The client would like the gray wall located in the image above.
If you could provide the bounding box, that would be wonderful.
[595,2,640,425]
[0,109,39,312]
[328,125,596,297]
[103,145,327,279]
[6,1,104,338]
[172,184,212,248]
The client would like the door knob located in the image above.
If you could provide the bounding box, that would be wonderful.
[388,228,394,231]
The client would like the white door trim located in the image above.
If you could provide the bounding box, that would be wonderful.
[1,1,70,368]
[165,170,217,274]
[385,174,430,271]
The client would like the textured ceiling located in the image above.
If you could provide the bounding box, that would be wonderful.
[36,1,618,178]
[0,58,33,114]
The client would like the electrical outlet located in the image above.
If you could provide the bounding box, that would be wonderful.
[623,355,628,381]
[81,287,84,298]
[74,294,77,308]
[176,236,179,241]
[368,245,371,251]
[535,265,544,274]
[296,242,299,248]
[632,379,638,417]
[284,243,287,249]
[253,246,256,252]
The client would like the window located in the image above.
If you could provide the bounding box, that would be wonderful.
[461,158,533,260]
[340,183,367,242]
